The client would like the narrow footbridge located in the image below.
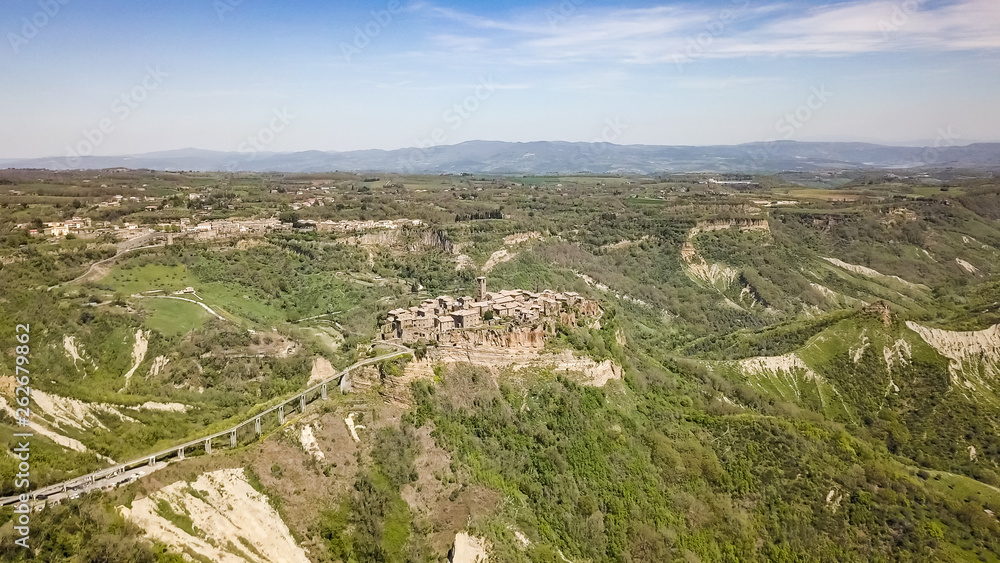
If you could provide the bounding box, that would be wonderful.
[0,344,411,506]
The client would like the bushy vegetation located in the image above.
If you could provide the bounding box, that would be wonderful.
[2,170,999,561]
[0,499,184,562]
[317,424,428,562]
[409,363,1000,562]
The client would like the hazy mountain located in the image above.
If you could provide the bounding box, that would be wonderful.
[3,140,999,174]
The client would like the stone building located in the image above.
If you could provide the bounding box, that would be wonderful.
[381,278,599,342]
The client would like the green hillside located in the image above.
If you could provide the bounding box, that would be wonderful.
[1,170,999,561]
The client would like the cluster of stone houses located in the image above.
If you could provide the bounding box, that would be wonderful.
[21,217,163,239]
[707,178,760,189]
[21,207,425,244]
[98,194,164,208]
[18,217,92,237]
[48,217,92,236]
[382,277,596,342]
[23,214,297,241]
[191,217,290,239]
[317,218,422,233]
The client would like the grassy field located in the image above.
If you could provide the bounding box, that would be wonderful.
[923,469,1000,508]
[137,298,213,337]
[187,282,286,326]
[106,263,195,295]
[912,186,962,196]
[101,263,289,327]
[785,188,862,201]
[301,325,344,355]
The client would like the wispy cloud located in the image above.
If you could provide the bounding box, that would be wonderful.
[424,5,549,33]
[430,33,493,51]
[410,0,1000,65]
[162,88,290,99]
[374,80,530,93]
[375,80,413,89]
[712,0,1000,56]
[670,75,784,89]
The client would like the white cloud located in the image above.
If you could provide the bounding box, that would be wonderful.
[430,33,493,51]
[712,0,1000,56]
[413,0,1000,64]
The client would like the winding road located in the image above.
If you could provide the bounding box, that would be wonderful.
[52,230,168,289]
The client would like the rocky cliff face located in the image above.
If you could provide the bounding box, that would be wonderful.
[682,218,772,291]
[421,230,454,253]
[437,325,547,348]
[350,329,622,407]
[906,321,1000,396]
[123,468,310,563]
[345,364,415,407]
[688,218,770,239]
[404,345,622,388]
[345,228,454,253]
[350,230,397,247]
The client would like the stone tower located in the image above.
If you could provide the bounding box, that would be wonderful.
[477,276,486,301]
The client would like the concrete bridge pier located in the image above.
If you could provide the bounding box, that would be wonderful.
[321,383,327,399]
[255,417,261,436]
[230,431,237,449]
[205,438,212,455]
[299,395,306,413]
[148,456,155,466]
[278,406,284,425]
[178,447,184,460]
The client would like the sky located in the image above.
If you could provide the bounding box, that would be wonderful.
[1,0,998,158]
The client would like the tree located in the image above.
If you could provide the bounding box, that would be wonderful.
[279,211,300,226]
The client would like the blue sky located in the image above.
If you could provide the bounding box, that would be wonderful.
[1,0,998,157]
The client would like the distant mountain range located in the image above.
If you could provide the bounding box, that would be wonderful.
[3,140,999,174]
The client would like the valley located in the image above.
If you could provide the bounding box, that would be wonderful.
[0,168,999,562]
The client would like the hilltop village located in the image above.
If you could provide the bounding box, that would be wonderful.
[382,277,601,343]
[17,214,424,242]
